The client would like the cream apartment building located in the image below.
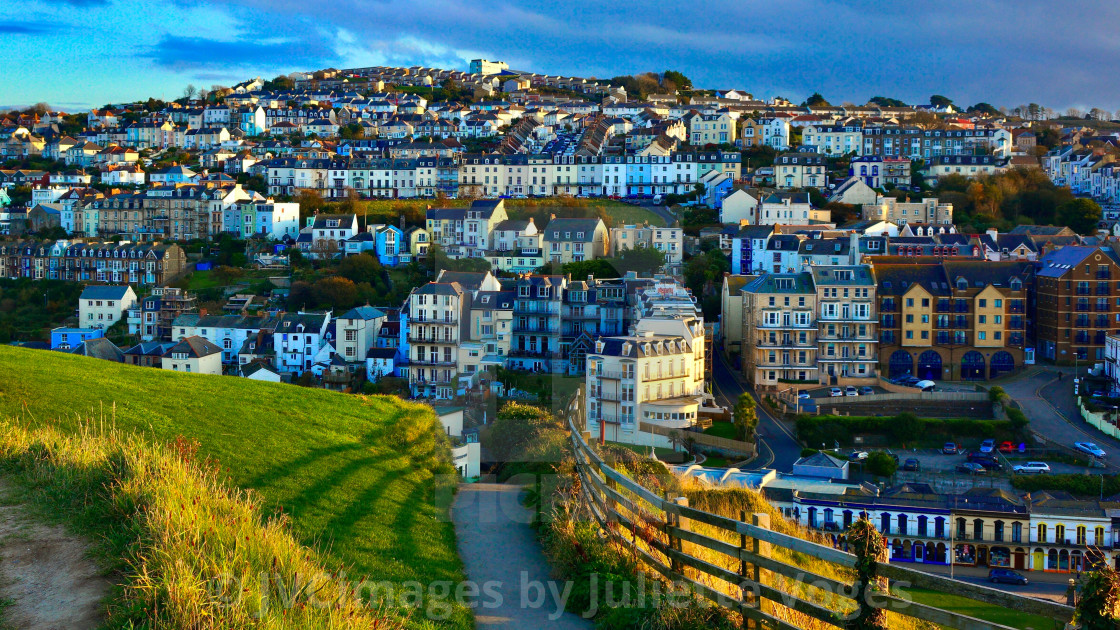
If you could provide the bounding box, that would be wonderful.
[741,273,818,390]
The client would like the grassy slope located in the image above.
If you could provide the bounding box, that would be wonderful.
[904,587,1061,630]
[0,345,463,593]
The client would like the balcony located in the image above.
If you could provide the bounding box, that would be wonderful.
[514,301,560,315]
[513,322,560,334]
[594,370,634,380]
[508,348,563,359]
[1076,304,1090,312]
[1009,334,1025,346]
[407,332,457,344]
[1009,304,1025,313]
[594,414,635,425]
[410,313,457,324]
[412,357,456,367]
[1076,287,1092,296]
[1098,287,1112,296]
[758,321,814,330]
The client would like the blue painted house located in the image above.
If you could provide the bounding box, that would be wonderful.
[50,326,104,350]
[343,224,406,266]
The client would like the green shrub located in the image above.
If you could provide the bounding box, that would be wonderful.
[796,414,1016,447]
[988,386,1006,403]
[801,447,820,458]
[1012,474,1120,498]
[866,451,898,477]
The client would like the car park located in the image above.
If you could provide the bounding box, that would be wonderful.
[956,463,986,475]
[1013,462,1051,474]
[829,387,844,397]
[979,439,995,454]
[967,454,1003,471]
[845,386,859,397]
[902,458,920,471]
[942,442,959,455]
[859,386,875,395]
[1074,442,1107,458]
[988,569,1028,585]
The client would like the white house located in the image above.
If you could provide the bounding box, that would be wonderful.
[273,311,331,374]
[161,336,223,375]
[78,285,137,329]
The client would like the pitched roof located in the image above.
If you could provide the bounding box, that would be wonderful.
[80,285,132,301]
[68,337,124,362]
[167,336,223,358]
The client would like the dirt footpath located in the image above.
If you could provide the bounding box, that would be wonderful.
[0,496,110,630]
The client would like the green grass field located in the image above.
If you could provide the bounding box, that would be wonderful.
[0,345,466,627]
[703,421,737,439]
[902,587,1063,630]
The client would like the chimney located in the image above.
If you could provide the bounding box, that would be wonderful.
[199,308,207,316]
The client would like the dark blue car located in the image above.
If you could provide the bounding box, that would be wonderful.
[988,569,1028,585]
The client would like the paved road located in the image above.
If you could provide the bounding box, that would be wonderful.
[1002,368,1120,470]
[451,484,592,629]
[909,563,1072,603]
[711,352,802,472]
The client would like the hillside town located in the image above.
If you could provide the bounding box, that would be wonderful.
[7,59,1120,601]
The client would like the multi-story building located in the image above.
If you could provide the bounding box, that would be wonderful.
[585,324,708,444]
[171,313,278,364]
[426,199,508,259]
[802,122,864,156]
[1036,246,1120,364]
[608,224,684,273]
[133,286,197,341]
[78,285,137,329]
[861,195,954,226]
[877,262,1031,381]
[334,306,386,364]
[774,152,827,189]
[509,275,566,372]
[741,273,818,390]
[923,155,1009,180]
[812,266,878,384]
[0,240,184,287]
[542,217,608,265]
[860,125,1011,159]
[273,311,331,375]
[407,282,470,399]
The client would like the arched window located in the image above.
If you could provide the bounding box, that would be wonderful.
[898,514,908,536]
[1038,524,1048,543]
[1056,524,1067,543]
[1077,526,1087,546]
[994,521,1005,542]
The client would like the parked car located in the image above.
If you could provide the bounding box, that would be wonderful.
[798,392,812,400]
[895,376,920,386]
[967,454,1004,471]
[829,387,844,397]
[859,386,875,395]
[988,569,1028,585]
[979,439,995,454]
[902,458,921,471]
[1013,462,1051,474]
[845,386,859,397]
[998,441,1017,453]
[914,380,936,391]
[942,442,959,455]
[1075,442,1107,458]
[849,451,869,461]
[956,462,987,475]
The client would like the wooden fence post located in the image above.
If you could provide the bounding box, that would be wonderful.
[666,496,688,575]
[748,513,771,629]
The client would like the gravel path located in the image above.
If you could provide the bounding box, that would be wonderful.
[452,483,592,629]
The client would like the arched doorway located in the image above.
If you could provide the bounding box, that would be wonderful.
[914,542,925,563]
[961,351,985,380]
[1013,548,1026,570]
[917,350,942,380]
[889,350,913,379]
[990,351,1015,378]
[1034,548,1045,570]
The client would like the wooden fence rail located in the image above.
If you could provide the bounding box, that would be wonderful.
[564,386,1075,630]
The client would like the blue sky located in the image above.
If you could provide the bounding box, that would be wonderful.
[2,0,1118,112]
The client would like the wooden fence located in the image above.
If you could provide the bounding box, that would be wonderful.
[565,391,1075,630]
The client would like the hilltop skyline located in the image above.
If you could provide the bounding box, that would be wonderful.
[4,0,1120,112]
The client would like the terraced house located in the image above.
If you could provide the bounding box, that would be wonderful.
[812,265,878,385]
[0,240,186,286]
[876,261,1032,381]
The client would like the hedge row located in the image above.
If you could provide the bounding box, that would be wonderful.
[1012,474,1120,499]
[795,413,1017,447]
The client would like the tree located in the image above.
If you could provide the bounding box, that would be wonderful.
[481,403,561,463]
[732,393,758,441]
[662,70,692,91]
[866,451,898,477]
[558,258,618,279]
[929,94,954,109]
[1057,197,1102,235]
[311,276,359,309]
[615,244,666,276]
[967,102,1000,117]
[801,92,830,107]
[183,84,198,100]
[338,252,384,284]
[1090,107,1110,121]
[868,96,906,107]
[889,412,924,445]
